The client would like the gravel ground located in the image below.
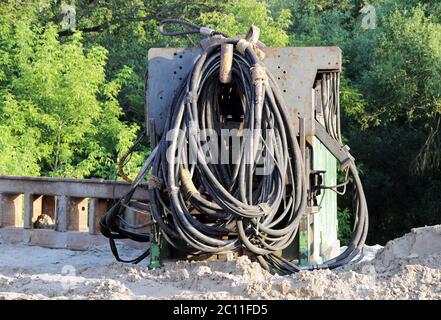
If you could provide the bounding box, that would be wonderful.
[0,225,440,300]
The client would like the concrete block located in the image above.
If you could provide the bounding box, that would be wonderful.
[56,195,68,232]
[0,193,23,227]
[24,193,43,229]
[67,197,88,232]
[29,228,68,248]
[88,198,110,235]
[0,226,31,244]
[66,231,108,250]
[42,195,56,220]
[0,226,146,250]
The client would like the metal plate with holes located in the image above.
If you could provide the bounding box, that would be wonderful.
[146,46,341,137]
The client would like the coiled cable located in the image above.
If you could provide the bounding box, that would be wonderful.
[100,20,368,274]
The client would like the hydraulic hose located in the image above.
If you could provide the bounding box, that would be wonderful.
[100,20,368,274]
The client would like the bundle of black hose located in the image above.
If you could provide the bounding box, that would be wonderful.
[99,148,158,264]
[148,36,308,267]
[99,201,151,264]
[99,19,369,275]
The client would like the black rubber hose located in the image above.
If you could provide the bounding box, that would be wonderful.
[100,20,368,274]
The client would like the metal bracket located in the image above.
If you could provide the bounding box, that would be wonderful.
[314,120,354,167]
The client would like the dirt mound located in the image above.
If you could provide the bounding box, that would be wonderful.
[371,225,441,273]
[0,225,440,300]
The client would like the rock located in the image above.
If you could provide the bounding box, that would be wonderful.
[33,214,55,229]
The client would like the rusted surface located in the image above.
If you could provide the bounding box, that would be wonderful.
[219,44,233,84]
[262,47,341,137]
[147,46,342,137]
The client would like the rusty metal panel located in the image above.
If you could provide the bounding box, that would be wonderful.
[147,46,341,137]
[147,48,202,136]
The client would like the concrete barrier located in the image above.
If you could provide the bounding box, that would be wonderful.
[0,175,149,250]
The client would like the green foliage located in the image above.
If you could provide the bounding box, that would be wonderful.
[340,76,371,128]
[273,0,361,48]
[0,0,440,244]
[361,6,441,124]
[199,0,292,47]
[74,0,225,122]
[337,207,352,245]
[0,95,43,176]
[0,17,143,179]
[345,4,441,243]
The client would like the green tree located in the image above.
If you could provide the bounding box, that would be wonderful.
[345,5,441,242]
[58,0,225,123]
[361,6,441,126]
[0,19,142,179]
[1,0,440,244]
[199,0,292,46]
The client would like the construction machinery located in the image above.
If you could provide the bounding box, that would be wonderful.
[100,20,368,274]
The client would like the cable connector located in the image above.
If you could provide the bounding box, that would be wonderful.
[236,25,266,60]
[199,27,214,36]
[245,25,261,45]
[250,64,267,83]
[236,39,252,56]
[341,145,356,169]
[251,64,267,106]
[236,26,261,56]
